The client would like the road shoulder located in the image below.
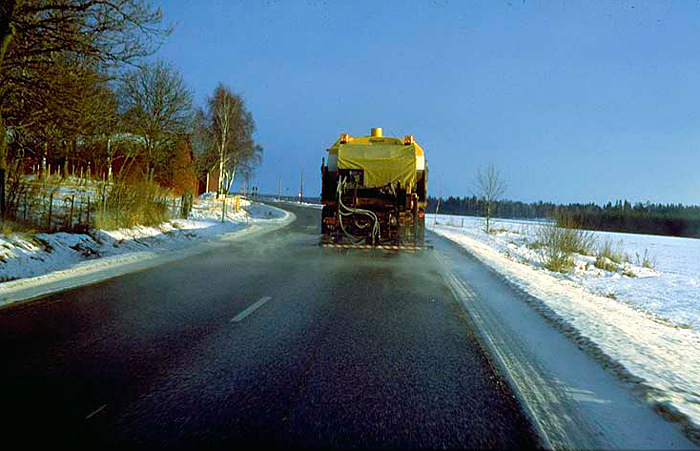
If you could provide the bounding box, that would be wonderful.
[433,233,698,450]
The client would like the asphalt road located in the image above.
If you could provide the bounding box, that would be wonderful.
[0,203,540,449]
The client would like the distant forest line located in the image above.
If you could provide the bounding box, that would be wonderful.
[426,196,700,239]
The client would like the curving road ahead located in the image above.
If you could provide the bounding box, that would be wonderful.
[0,203,541,449]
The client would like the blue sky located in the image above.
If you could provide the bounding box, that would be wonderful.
[154,0,700,205]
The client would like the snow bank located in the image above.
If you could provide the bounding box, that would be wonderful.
[428,214,700,436]
[0,199,293,304]
[275,199,323,209]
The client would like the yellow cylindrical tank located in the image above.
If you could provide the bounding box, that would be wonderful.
[371,127,383,137]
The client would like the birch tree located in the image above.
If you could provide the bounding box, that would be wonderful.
[199,84,261,197]
[211,85,238,196]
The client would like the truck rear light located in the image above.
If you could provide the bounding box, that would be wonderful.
[323,217,337,226]
[417,210,425,219]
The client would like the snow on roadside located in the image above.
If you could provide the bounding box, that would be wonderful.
[0,197,287,285]
[274,199,323,209]
[428,214,700,435]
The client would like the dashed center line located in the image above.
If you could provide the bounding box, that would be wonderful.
[231,296,272,322]
[85,404,107,420]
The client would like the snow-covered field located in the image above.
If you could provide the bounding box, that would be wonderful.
[429,214,699,329]
[428,213,700,436]
[0,196,291,306]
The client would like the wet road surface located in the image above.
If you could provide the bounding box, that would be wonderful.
[0,203,540,449]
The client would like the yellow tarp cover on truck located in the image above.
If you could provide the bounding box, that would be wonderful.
[337,144,417,189]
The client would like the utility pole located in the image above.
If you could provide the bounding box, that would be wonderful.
[278,175,282,201]
[435,196,442,226]
[434,175,443,226]
[299,168,304,203]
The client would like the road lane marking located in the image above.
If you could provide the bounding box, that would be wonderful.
[85,404,107,420]
[231,296,272,322]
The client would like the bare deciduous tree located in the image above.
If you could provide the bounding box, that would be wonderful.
[80,79,121,179]
[474,165,506,233]
[118,60,193,180]
[65,75,125,179]
[8,56,110,176]
[0,0,171,169]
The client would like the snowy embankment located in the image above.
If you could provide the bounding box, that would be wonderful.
[428,214,700,436]
[0,197,292,306]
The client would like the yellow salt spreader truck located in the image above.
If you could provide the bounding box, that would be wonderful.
[320,127,429,250]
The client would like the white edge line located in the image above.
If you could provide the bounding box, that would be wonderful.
[434,252,560,450]
[231,296,272,322]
